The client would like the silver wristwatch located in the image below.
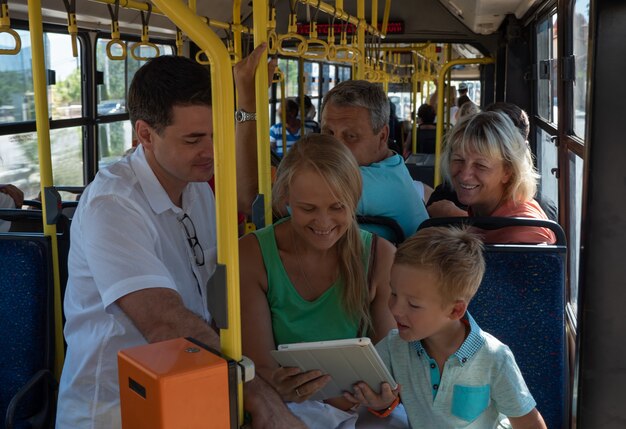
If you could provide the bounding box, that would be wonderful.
[235,109,256,123]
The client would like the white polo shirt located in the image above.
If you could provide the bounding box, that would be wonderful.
[56,145,217,429]
[376,313,536,429]
[0,191,15,232]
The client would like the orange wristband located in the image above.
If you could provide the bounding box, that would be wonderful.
[367,395,400,418]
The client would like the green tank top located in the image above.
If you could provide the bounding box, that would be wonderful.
[252,218,373,346]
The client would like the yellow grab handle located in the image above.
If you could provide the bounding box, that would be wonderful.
[0,3,20,55]
[106,38,126,60]
[0,27,20,55]
[195,49,211,65]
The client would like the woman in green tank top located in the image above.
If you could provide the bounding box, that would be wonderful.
[239,135,397,414]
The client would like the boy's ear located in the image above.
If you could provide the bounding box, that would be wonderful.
[448,300,468,320]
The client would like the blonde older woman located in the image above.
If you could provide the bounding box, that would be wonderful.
[440,111,556,244]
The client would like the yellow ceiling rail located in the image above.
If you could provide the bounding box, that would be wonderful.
[27,0,64,380]
[88,0,251,34]
[297,0,382,37]
[434,57,495,186]
[151,0,244,422]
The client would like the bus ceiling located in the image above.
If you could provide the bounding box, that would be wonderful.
[6,0,539,58]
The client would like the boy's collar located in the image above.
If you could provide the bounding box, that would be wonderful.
[411,312,485,366]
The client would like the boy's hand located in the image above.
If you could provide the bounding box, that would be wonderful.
[343,381,400,411]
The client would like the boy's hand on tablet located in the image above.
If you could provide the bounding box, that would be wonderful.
[343,381,400,411]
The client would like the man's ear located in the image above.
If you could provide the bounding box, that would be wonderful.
[448,300,468,320]
[378,123,390,149]
[134,119,154,150]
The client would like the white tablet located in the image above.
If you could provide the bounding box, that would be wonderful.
[270,337,397,401]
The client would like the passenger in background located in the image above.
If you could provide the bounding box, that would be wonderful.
[404,103,437,156]
[455,100,480,123]
[270,98,316,158]
[57,45,305,429]
[239,135,396,428]
[0,183,24,232]
[345,226,547,429]
[295,94,321,133]
[388,101,403,155]
[457,82,470,100]
[321,80,429,241]
[438,111,556,244]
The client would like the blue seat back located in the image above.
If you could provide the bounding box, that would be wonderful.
[0,234,54,429]
[357,215,405,245]
[469,244,568,429]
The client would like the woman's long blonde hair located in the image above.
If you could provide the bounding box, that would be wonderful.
[272,134,372,333]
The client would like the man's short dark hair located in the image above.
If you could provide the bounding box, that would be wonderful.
[485,102,530,140]
[417,103,436,124]
[128,55,212,135]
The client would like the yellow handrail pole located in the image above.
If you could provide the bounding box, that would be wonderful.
[381,0,391,36]
[233,0,242,72]
[299,57,305,136]
[434,57,494,186]
[151,0,243,422]
[27,0,64,380]
[371,0,378,32]
[411,55,418,154]
[355,0,365,80]
[253,0,271,227]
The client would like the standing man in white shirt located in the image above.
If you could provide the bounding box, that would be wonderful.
[56,45,305,429]
[0,183,24,232]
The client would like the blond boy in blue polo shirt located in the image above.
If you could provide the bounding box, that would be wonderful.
[344,227,547,429]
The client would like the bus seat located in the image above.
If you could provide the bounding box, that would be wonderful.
[0,209,72,305]
[404,153,435,188]
[0,235,57,429]
[357,215,405,245]
[418,217,568,429]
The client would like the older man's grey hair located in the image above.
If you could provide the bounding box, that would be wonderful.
[321,80,390,134]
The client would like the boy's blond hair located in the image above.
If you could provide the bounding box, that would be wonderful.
[395,227,485,305]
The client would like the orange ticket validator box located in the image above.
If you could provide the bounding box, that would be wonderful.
[118,337,237,429]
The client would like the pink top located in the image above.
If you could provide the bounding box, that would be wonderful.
[469,199,557,244]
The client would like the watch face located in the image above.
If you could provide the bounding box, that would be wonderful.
[236,111,243,122]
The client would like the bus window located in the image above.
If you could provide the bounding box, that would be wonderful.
[536,127,559,213]
[95,39,174,167]
[0,30,82,123]
[48,33,84,120]
[96,38,174,117]
[0,29,85,198]
[568,153,584,317]
[276,58,298,99]
[98,121,133,169]
[573,0,590,138]
[536,12,558,124]
[0,127,84,199]
[321,63,337,94]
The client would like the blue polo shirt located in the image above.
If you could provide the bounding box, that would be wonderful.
[375,313,536,428]
[358,153,429,241]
